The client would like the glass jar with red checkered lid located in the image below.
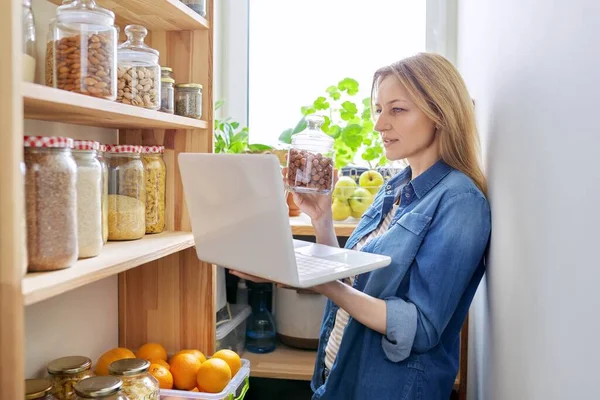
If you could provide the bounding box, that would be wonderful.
[141,146,166,234]
[23,136,78,272]
[104,144,146,240]
[98,144,109,244]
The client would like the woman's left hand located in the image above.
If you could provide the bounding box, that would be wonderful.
[228,270,327,293]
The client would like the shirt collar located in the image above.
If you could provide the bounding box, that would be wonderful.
[386,159,452,199]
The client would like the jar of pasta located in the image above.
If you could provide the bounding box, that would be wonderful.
[108,359,159,400]
[26,378,57,400]
[98,144,109,244]
[104,145,146,241]
[141,146,166,234]
[73,376,129,400]
[47,356,94,400]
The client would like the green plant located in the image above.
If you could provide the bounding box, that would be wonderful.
[278,78,387,169]
[214,100,273,154]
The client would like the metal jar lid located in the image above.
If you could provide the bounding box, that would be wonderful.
[47,356,92,375]
[25,379,53,400]
[174,83,203,90]
[108,358,150,376]
[74,376,123,398]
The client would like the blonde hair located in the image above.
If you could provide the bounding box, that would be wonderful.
[371,52,487,196]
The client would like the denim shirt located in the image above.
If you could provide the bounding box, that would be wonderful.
[311,160,491,400]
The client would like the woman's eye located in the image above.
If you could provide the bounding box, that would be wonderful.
[392,108,405,113]
[375,108,382,114]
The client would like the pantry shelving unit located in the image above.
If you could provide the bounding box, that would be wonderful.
[0,0,214,398]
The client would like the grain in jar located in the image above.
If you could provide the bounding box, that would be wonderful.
[73,376,129,400]
[175,83,203,119]
[26,378,58,400]
[104,145,146,240]
[73,140,103,258]
[24,136,78,272]
[141,146,166,234]
[47,356,94,400]
[159,67,175,114]
[98,144,109,244]
[108,359,159,400]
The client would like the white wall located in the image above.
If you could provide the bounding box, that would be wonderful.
[457,1,600,399]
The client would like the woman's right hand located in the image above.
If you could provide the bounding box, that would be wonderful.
[282,167,334,225]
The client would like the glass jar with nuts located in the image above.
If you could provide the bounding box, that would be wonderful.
[117,25,161,110]
[26,378,58,400]
[46,0,117,100]
[73,376,129,400]
[285,115,335,195]
[108,359,159,400]
[47,356,94,400]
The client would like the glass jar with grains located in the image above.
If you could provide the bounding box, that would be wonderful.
[117,25,161,109]
[46,0,117,99]
[73,140,103,258]
[108,359,159,400]
[73,376,129,400]
[23,0,36,83]
[98,144,109,244]
[174,83,203,119]
[104,145,146,240]
[47,356,94,400]
[141,146,166,234]
[26,378,58,400]
[24,136,78,272]
[159,67,175,114]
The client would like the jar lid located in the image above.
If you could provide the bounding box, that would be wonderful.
[56,0,115,26]
[118,25,159,64]
[291,115,334,149]
[175,83,203,90]
[74,376,122,398]
[100,144,106,152]
[108,358,150,376]
[141,145,165,154]
[73,140,100,151]
[25,379,53,400]
[47,356,92,375]
[161,66,173,72]
[161,77,175,84]
[104,144,142,154]
[24,136,74,148]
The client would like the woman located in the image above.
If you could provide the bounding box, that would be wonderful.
[232,52,491,399]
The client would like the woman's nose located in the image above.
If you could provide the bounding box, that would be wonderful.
[374,116,391,133]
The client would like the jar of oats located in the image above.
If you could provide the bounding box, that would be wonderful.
[73,376,129,400]
[116,25,161,110]
[47,356,94,400]
[108,359,159,400]
[26,378,57,400]
[24,136,78,272]
[46,0,117,100]
[104,145,146,241]
[73,140,103,258]
[141,146,166,234]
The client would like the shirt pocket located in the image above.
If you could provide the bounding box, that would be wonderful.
[382,212,432,267]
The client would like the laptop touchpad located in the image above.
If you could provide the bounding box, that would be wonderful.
[295,243,347,258]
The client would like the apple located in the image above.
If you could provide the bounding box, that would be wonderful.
[332,198,351,221]
[332,176,358,201]
[359,170,385,195]
[349,187,374,217]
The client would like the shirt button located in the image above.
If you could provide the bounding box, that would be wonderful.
[405,192,411,198]
[386,185,391,189]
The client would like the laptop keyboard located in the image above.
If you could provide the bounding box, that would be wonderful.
[295,252,350,277]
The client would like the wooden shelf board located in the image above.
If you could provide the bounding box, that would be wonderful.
[23,231,194,306]
[23,83,208,130]
[290,213,358,237]
[243,345,317,381]
[47,0,209,31]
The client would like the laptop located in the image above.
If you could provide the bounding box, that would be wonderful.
[178,153,391,288]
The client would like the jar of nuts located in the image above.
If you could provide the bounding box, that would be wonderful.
[108,359,159,400]
[47,356,94,400]
[73,376,129,400]
[285,115,335,195]
[117,25,161,110]
[46,0,117,100]
[26,378,58,400]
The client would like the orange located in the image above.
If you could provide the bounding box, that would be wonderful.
[136,343,167,362]
[170,353,202,390]
[190,388,199,392]
[95,348,135,376]
[171,349,206,364]
[196,358,232,393]
[149,363,173,389]
[211,349,242,377]
[150,358,170,370]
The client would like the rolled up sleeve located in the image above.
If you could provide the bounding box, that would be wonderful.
[381,192,491,361]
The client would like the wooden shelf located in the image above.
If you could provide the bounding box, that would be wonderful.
[290,213,358,238]
[22,231,194,306]
[243,345,317,381]
[23,83,208,130]
[47,0,209,31]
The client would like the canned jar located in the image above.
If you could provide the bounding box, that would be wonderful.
[174,83,202,119]
[141,146,166,234]
[117,25,160,109]
[47,356,94,400]
[24,136,78,272]
[46,0,117,99]
[98,144,109,244]
[26,379,58,400]
[108,359,159,400]
[160,67,174,114]
[73,376,129,400]
[285,115,335,194]
[104,145,146,240]
[73,140,103,258]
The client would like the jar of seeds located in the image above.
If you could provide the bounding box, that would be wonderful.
[47,356,94,400]
[175,83,202,119]
[117,25,160,110]
[73,376,129,400]
[73,140,103,258]
[26,378,58,400]
[104,145,146,241]
[24,136,78,272]
[141,146,166,234]
[108,359,159,400]
[159,67,174,114]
